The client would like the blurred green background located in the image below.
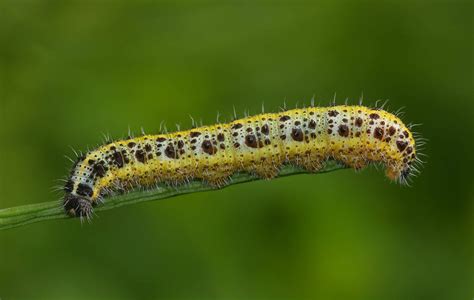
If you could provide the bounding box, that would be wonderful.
[0,1,472,299]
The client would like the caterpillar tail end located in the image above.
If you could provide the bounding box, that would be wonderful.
[385,168,401,181]
[63,194,93,219]
[385,166,412,184]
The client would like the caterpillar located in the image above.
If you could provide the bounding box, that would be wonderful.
[63,104,422,219]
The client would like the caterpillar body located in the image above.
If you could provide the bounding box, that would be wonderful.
[64,105,420,218]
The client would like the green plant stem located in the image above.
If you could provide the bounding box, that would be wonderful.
[0,162,346,231]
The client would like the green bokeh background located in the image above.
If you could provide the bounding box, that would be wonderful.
[0,1,472,299]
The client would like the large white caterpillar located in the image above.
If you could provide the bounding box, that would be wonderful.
[64,104,421,218]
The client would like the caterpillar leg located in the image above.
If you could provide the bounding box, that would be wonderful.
[293,152,324,172]
[338,155,367,171]
[384,159,405,181]
[253,163,281,179]
[345,158,367,170]
[199,168,234,188]
[204,175,231,188]
[299,158,324,172]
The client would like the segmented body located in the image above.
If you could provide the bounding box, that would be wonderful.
[64,105,417,217]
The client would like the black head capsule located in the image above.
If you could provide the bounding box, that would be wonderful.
[63,193,93,218]
[63,181,95,218]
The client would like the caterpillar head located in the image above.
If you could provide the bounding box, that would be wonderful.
[63,193,93,219]
[63,180,95,218]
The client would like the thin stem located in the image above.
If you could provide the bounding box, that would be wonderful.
[0,162,346,231]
